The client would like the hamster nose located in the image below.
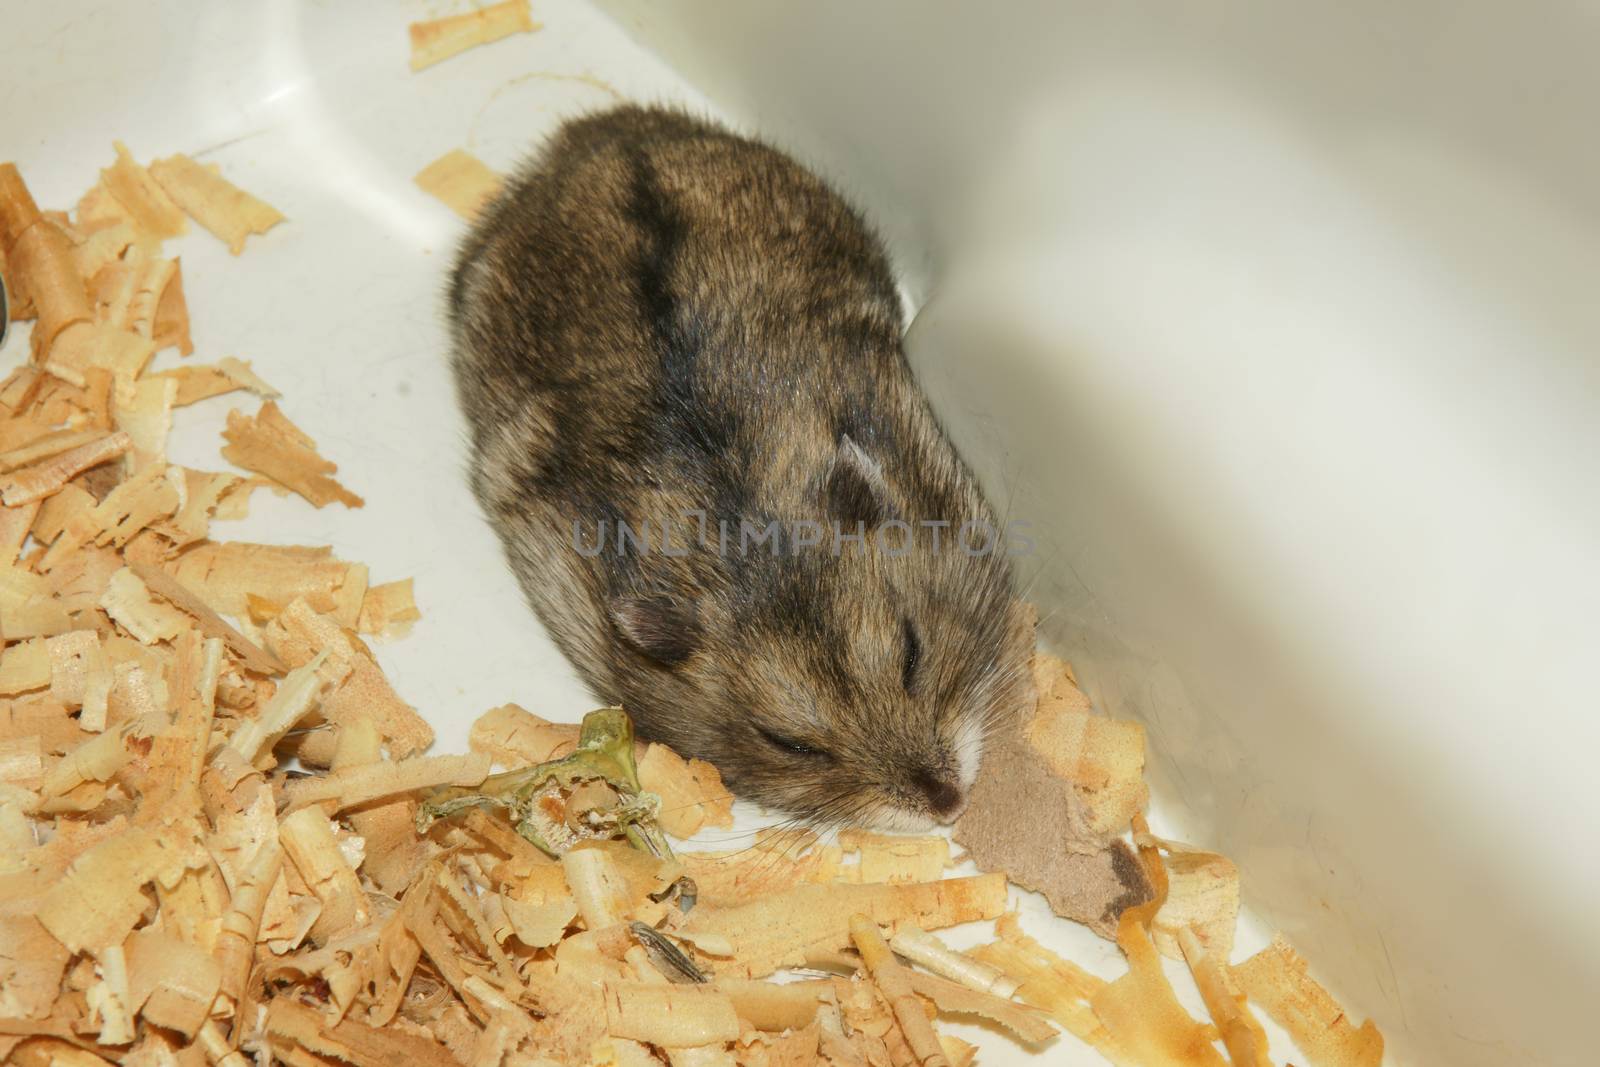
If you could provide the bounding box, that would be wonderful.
[910,769,964,821]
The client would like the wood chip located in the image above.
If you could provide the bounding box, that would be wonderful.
[603,982,742,1047]
[283,751,491,812]
[125,925,221,1038]
[638,741,734,838]
[100,143,188,241]
[1232,936,1384,1067]
[1025,653,1148,838]
[357,577,421,637]
[147,153,284,254]
[128,560,284,673]
[221,401,363,508]
[469,702,580,766]
[0,431,131,506]
[36,823,202,954]
[415,149,504,219]
[1178,927,1271,1067]
[684,874,1009,979]
[409,0,538,71]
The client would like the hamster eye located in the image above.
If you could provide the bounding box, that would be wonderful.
[901,617,922,693]
[757,726,832,761]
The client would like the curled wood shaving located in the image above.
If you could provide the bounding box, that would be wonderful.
[112,375,177,470]
[156,362,253,407]
[264,598,433,758]
[279,806,369,941]
[163,541,356,619]
[44,321,157,394]
[126,925,221,1038]
[969,914,1122,1061]
[0,428,107,474]
[266,996,458,1066]
[839,829,949,885]
[96,253,176,338]
[0,639,50,695]
[2,172,92,354]
[901,964,1056,1047]
[214,841,282,1007]
[1137,833,1241,962]
[0,913,69,1018]
[888,923,1018,998]
[850,915,948,1067]
[226,651,335,764]
[1091,912,1228,1067]
[99,566,188,644]
[153,256,192,354]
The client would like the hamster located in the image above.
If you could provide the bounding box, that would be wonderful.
[448,105,1033,830]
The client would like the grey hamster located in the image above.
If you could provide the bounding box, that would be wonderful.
[448,105,1032,829]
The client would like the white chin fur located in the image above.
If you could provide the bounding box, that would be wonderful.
[951,715,985,790]
[856,805,938,833]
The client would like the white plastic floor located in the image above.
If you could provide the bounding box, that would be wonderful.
[3,1,1402,1063]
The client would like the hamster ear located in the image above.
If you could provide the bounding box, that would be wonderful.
[609,595,701,667]
[826,435,895,529]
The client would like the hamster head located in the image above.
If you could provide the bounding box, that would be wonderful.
[608,435,1035,830]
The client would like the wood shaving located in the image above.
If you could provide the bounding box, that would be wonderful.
[156,356,278,407]
[0,431,130,506]
[358,576,421,637]
[100,142,188,241]
[1232,936,1385,1067]
[1025,653,1148,837]
[849,914,948,1067]
[1139,833,1241,962]
[687,875,1008,979]
[4,196,92,357]
[220,400,364,508]
[639,740,735,838]
[838,828,949,884]
[415,148,505,220]
[147,153,284,254]
[409,0,538,71]
[1179,927,1272,1067]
